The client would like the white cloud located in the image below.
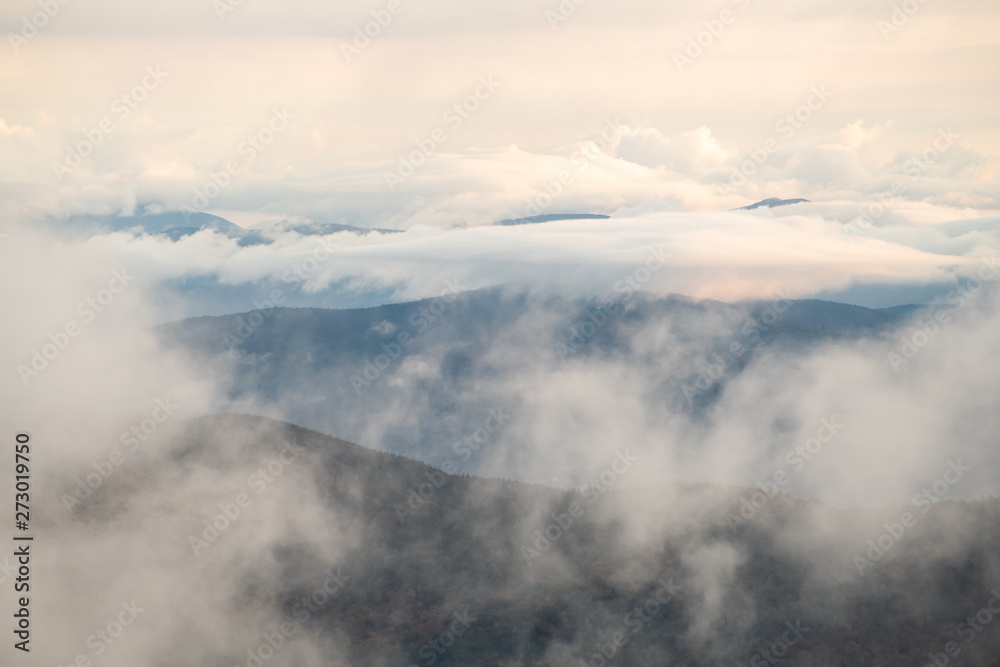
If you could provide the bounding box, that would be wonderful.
[615,126,733,172]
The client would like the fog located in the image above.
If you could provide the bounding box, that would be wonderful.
[1,211,998,663]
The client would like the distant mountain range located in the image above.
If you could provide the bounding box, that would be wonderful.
[247,219,402,236]
[62,211,243,237]
[55,210,399,243]
[155,289,921,479]
[738,197,811,210]
[496,213,611,226]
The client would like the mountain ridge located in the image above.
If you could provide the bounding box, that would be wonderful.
[64,411,1000,666]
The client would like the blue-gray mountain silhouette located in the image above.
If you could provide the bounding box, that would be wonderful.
[738,197,810,210]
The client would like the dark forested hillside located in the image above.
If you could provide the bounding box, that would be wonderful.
[62,414,1000,666]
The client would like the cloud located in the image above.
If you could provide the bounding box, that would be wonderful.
[0,0,996,226]
[614,126,733,172]
[22,207,991,313]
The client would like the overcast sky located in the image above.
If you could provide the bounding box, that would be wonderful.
[1,0,997,228]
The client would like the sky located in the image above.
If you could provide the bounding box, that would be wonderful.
[1,0,998,230]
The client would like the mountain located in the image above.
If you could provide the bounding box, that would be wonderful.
[496,213,611,226]
[65,412,1000,666]
[51,211,400,243]
[248,219,402,235]
[59,211,244,238]
[155,289,922,479]
[746,298,921,338]
[738,198,811,210]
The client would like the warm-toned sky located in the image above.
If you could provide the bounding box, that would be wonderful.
[1,0,998,228]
